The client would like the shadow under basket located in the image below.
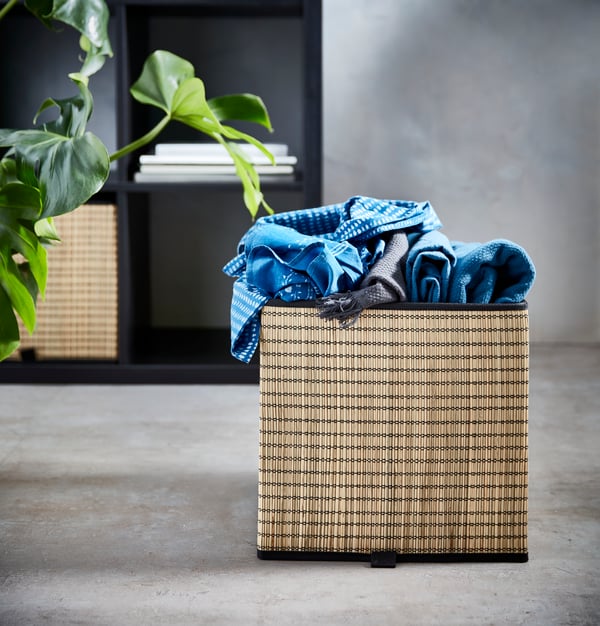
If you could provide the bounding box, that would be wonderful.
[257,301,529,567]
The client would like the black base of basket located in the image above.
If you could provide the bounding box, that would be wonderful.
[257,549,529,566]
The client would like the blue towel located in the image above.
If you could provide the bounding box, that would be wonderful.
[244,222,365,300]
[448,239,536,304]
[405,230,456,302]
[224,196,442,362]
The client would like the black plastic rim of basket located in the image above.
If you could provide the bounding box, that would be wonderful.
[264,299,529,311]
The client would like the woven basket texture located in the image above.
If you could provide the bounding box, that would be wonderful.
[14,204,118,360]
[258,304,529,556]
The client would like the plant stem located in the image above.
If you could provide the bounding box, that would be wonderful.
[109,114,170,162]
[0,0,20,22]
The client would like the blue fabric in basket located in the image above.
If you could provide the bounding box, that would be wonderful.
[223,196,442,363]
[405,230,457,303]
[244,223,365,299]
[448,239,536,304]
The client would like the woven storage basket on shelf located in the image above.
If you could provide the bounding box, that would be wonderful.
[258,301,529,564]
[14,203,118,361]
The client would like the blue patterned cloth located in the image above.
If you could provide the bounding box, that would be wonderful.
[223,196,442,362]
[448,239,536,304]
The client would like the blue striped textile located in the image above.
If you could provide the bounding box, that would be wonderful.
[223,196,442,363]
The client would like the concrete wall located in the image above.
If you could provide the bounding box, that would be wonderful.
[323,0,600,342]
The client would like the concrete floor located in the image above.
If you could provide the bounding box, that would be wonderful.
[0,344,598,625]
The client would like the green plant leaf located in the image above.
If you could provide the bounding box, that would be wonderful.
[207,93,273,131]
[35,217,61,243]
[14,256,43,303]
[1,155,41,195]
[39,132,109,218]
[0,253,36,334]
[0,181,42,221]
[0,75,110,218]
[35,71,93,136]
[0,183,47,298]
[14,225,48,299]
[0,285,20,361]
[170,77,220,133]
[25,0,113,76]
[51,0,110,48]
[216,139,273,219]
[129,50,275,218]
[0,176,47,359]
[0,156,18,184]
[130,50,195,114]
[219,124,276,163]
[0,130,109,219]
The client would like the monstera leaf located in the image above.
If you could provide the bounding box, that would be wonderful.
[128,50,274,218]
[0,73,110,219]
[0,178,46,359]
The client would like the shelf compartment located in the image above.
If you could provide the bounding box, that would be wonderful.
[123,7,304,178]
[132,327,256,366]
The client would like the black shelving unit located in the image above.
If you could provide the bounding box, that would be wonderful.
[0,0,322,383]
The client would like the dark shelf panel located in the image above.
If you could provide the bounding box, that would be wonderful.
[111,0,303,14]
[103,178,304,194]
[0,362,259,384]
[133,328,256,366]
[0,328,258,383]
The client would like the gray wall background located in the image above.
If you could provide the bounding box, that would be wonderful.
[322,0,600,342]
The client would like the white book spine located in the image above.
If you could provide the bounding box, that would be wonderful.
[139,154,297,166]
[138,164,294,175]
[134,172,296,184]
[154,142,289,157]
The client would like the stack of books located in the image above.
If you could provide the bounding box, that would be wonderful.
[133,142,297,183]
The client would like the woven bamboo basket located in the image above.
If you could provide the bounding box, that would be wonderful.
[258,301,529,564]
[13,203,118,361]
